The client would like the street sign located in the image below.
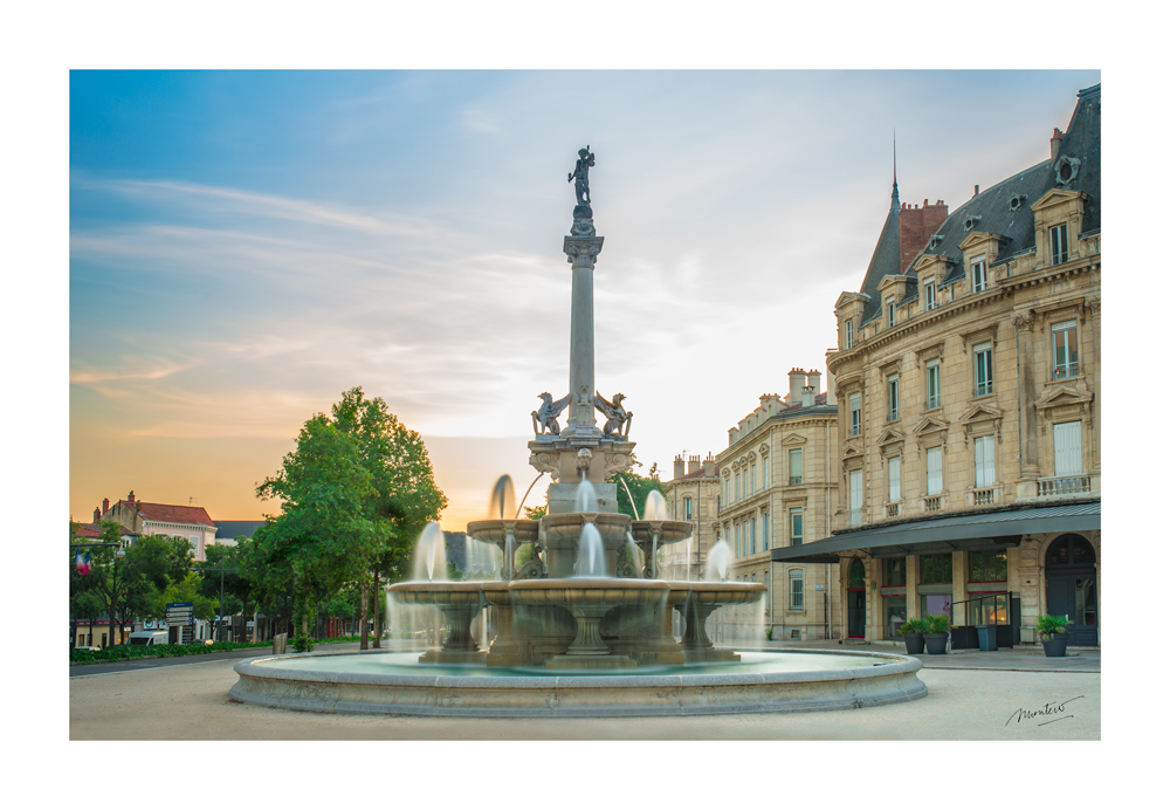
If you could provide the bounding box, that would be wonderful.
[165,601,194,626]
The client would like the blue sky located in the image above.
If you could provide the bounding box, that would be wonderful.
[69,69,1102,526]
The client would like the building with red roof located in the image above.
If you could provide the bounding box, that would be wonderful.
[89,490,218,561]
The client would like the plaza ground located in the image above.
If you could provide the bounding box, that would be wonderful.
[69,641,1100,740]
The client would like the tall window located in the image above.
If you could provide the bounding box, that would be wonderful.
[750,460,757,494]
[761,511,769,551]
[886,298,896,328]
[887,373,899,421]
[736,522,743,557]
[722,477,729,506]
[974,342,993,397]
[848,469,863,526]
[789,569,804,610]
[1049,222,1069,265]
[926,446,943,495]
[845,319,854,349]
[888,455,901,503]
[924,281,937,311]
[735,472,741,501]
[926,360,941,410]
[790,507,803,546]
[969,550,1007,582]
[684,496,693,521]
[788,447,803,485]
[1054,421,1084,476]
[749,517,757,554]
[1052,321,1079,379]
[849,393,861,436]
[974,435,995,488]
[971,258,988,293]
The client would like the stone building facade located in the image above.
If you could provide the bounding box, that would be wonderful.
[716,368,840,640]
[661,453,720,580]
[774,84,1101,648]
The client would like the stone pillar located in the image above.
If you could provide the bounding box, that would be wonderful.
[1014,311,1040,482]
[563,205,604,437]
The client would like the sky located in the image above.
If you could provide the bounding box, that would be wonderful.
[68,69,1102,530]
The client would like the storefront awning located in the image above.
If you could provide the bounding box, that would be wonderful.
[770,500,1100,564]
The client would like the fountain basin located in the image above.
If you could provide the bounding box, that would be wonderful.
[229,648,928,717]
[540,512,632,577]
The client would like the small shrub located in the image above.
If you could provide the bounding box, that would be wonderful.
[898,618,928,635]
[1035,614,1068,639]
[292,634,315,653]
[924,614,950,634]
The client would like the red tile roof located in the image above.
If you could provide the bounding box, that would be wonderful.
[73,524,103,538]
[132,502,216,528]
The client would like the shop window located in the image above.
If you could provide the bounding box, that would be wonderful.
[969,550,1007,582]
[920,554,952,585]
[883,557,906,587]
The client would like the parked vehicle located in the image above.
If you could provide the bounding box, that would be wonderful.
[128,630,169,646]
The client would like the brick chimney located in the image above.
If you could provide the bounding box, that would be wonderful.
[687,455,701,475]
[1051,127,1064,161]
[801,385,815,407]
[788,368,806,403]
[673,455,685,480]
[93,507,101,523]
[127,490,136,504]
[101,497,109,515]
[703,453,716,477]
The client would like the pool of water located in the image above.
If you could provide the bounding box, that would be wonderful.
[254,650,883,678]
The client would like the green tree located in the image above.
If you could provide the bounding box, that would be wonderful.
[72,521,134,648]
[329,387,447,648]
[196,542,251,639]
[254,412,379,648]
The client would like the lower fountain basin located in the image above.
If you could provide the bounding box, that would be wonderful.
[229,648,928,717]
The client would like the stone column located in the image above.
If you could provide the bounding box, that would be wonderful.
[1013,311,1041,484]
[563,207,604,436]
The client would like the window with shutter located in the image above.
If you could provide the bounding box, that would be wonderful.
[1054,421,1083,476]
[974,436,995,487]
[888,455,901,502]
[926,446,943,495]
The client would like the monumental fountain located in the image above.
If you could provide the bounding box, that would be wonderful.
[229,148,927,716]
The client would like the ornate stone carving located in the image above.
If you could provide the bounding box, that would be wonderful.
[564,235,603,265]
[594,391,633,439]
[532,392,570,436]
[604,452,633,476]
[529,451,561,478]
[1012,311,1036,331]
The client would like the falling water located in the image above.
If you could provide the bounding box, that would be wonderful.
[488,475,515,520]
[624,531,642,575]
[575,477,599,512]
[643,489,668,521]
[412,521,448,581]
[576,522,606,576]
[704,538,732,582]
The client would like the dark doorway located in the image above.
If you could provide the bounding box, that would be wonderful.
[847,558,866,638]
[1045,534,1098,646]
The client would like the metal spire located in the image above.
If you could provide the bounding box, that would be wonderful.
[891,129,900,211]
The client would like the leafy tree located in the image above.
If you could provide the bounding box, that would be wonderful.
[329,387,446,648]
[72,521,134,648]
[523,505,547,520]
[254,412,379,647]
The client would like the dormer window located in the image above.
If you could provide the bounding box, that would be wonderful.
[845,319,854,349]
[971,257,988,293]
[886,298,896,328]
[924,280,937,311]
[1054,156,1081,187]
[963,215,982,232]
[1009,193,1027,212]
[1049,223,1069,265]
[928,234,944,250]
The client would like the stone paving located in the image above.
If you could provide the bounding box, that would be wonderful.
[69,642,1100,740]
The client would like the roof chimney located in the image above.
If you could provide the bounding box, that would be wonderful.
[788,368,806,403]
[101,497,109,515]
[703,453,716,477]
[973,184,980,197]
[93,507,101,523]
[687,455,701,475]
[1051,127,1065,161]
[127,490,136,504]
[807,369,822,398]
[801,385,815,407]
[673,455,685,480]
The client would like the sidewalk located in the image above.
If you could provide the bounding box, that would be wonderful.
[752,639,1100,672]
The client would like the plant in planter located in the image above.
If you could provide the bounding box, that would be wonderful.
[923,614,950,655]
[897,618,928,654]
[1036,614,1069,657]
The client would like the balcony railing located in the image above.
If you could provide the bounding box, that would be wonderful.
[1052,363,1079,381]
[973,487,996,506]
[924,495,942,512]
[1038,475,1091,498]
[886,503,899,518]
[789,476,802,486]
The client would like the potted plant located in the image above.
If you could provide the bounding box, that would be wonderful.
[1036,614,1069,657]
[923,614,950,655]
[897,618,928,654]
